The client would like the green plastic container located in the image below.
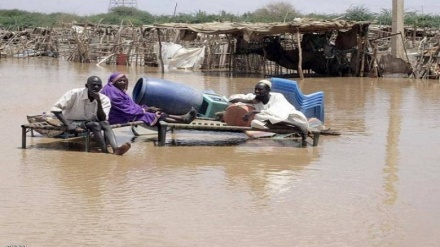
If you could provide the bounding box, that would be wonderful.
[198,92,229,118]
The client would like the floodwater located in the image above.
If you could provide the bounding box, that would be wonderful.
[1,58,440,247]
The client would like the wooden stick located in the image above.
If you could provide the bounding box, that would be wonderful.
[360,35,366,77]
[156,28,164,74]
[296,30,304,79]
[96,53,115,66]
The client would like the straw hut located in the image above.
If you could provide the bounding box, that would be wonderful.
[153,19,372,78]
[3,19,384,78]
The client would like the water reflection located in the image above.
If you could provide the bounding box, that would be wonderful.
[366,80,404,244]
[382,82,403,206]
[148,130,308,147]
[25,135,89,152]
[145,143,319,206]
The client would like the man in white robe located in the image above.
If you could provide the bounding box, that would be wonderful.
[228,79,309,131]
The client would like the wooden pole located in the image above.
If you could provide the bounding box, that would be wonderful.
[400,32,411,63]
[173,3,178,18]
[355,32,362,76]
[296,30,304,79]
[226,35,237,73]
[263,47,267,76]
[360,34,366,77]
[156,28,165,74]
[368,40,379,77]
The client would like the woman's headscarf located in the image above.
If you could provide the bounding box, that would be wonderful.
[108,72,126,85]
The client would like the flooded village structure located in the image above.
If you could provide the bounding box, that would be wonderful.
[1,19,439,80]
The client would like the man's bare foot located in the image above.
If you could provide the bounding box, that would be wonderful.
[114,142,131,155]
[183,107,197,124]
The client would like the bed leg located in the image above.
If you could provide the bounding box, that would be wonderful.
[157,122,167,146]
[301,133,307,147]
[85,131,90,152]
[22,126,27,149]
[312,132,320,146]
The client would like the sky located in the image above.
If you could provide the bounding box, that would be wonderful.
[0,0,438,16]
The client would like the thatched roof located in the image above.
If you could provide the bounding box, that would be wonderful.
[153,19,370,40]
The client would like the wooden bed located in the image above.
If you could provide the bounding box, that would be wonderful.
[21,118,321,152]
[21,120,145,152]
[156,119,321,147]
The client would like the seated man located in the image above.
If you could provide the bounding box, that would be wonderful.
[51,76,131,155]
[228,79,309,131]
[101,72,196,126]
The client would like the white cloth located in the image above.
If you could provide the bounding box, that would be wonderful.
[51,88,111,123]
[228,92,309,129]
[258,79,272,88]
[154,42,206,69]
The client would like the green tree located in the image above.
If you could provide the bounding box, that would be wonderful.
[247,1,299,22]
[1,5,440,28]
[376,9,392,25]
[405,11,440,28]
[344,5,375,21]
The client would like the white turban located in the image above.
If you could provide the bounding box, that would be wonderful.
[258,79,272,89]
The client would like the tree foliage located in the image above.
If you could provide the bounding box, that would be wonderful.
[246,1,299,22]
[405,12,440,28]
[344,5,375,21]
[375,9,392,25]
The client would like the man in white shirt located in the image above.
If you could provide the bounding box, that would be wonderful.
[228,79,309,131]
[51,76,131,155]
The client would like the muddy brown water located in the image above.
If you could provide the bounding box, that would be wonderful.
[1,58,440,246]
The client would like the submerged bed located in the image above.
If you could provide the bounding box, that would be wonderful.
[21,116,327,152]
[156,118,322,147]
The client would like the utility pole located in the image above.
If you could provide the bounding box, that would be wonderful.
[391,0,404,59]
[108,0,138,11]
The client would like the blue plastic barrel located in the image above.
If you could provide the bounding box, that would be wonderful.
[132,77,204,115]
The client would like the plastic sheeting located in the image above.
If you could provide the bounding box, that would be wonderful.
[154,42,205,69]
